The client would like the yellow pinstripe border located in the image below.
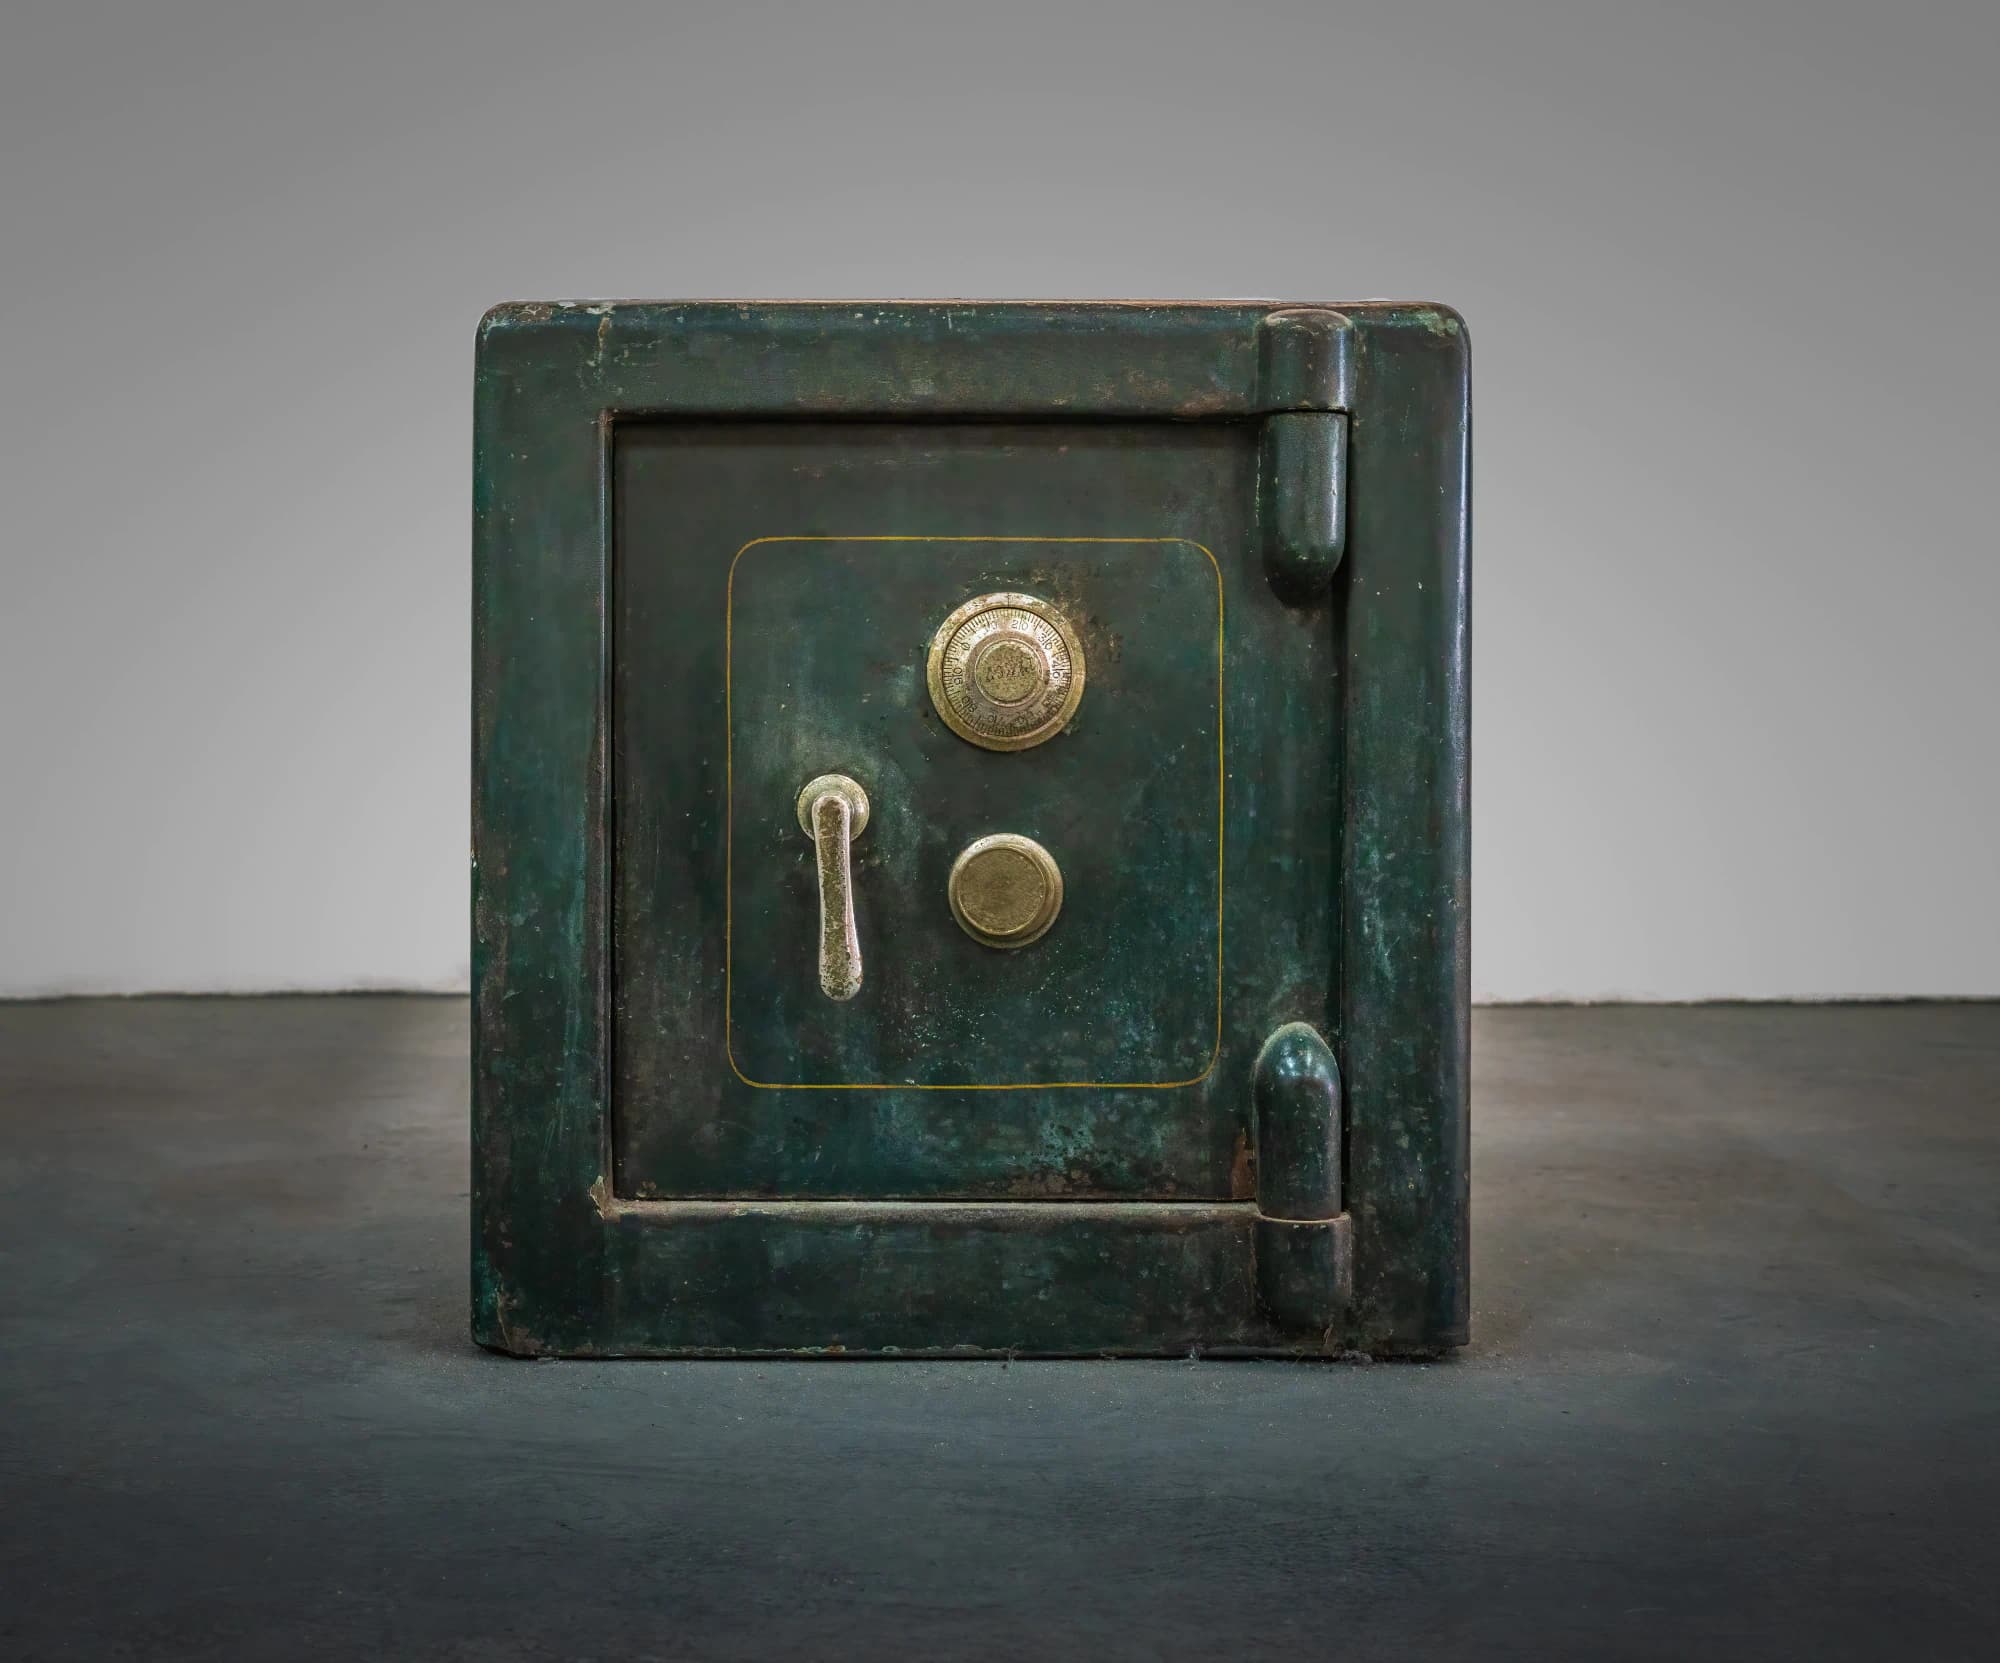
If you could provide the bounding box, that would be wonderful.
[725,536,1223,1090]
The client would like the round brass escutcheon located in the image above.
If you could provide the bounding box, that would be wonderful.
[948,834,1064,949]
[794,772,870,839]
[926,591,1085,752]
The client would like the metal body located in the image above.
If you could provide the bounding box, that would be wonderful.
[472,300,1469,1356]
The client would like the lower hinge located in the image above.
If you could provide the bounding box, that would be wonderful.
[1252,1022,1353,1332]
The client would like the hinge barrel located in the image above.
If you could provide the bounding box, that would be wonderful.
[1261,411,1348,599]
[1253,1022,1353,1334]
[1255,307,1351,600]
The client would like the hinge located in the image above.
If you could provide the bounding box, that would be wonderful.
[1255,308,1351,601]
[1252,1022,1353,1334]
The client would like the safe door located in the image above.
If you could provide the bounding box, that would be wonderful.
[473,302,1468,1356]
[615,424,1273,1203]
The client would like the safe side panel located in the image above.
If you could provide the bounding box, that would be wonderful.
[611,420,1337,1201]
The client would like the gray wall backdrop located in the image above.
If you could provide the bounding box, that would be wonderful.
[3,0,1994,1000]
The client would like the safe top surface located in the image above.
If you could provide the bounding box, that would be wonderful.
[473,300,1469,1356]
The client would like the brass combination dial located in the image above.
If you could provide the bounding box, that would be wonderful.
[926,591,1085,752]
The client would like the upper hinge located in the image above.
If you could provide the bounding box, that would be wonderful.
[1255,307,1354,412]
[1256,309,1351,600]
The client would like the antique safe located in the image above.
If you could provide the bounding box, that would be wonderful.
[472,301,1468,1356]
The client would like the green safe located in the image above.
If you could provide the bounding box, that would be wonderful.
[472,300,1469,1357]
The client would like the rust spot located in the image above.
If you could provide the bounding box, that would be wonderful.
[1230,1128,1255,1199]
[495,300,559,327]
[998,1165,1130,1200]
[1022,564,1125,669]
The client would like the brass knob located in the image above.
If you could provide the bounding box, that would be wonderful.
[948,834,1064,949]
[796,774,869,1000]
[926,592,1085,752]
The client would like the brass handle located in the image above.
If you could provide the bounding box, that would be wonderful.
[795,774,869,1001]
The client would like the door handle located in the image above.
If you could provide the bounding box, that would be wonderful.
[795,774,870,1001]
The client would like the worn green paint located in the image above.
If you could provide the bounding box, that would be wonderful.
[472,301,1468,1357]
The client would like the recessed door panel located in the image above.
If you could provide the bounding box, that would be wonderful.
[726,531,1220,1087]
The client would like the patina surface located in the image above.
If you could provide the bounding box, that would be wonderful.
[472,300,1468,1355]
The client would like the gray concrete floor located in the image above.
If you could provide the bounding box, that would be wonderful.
[1,999,1995,1660]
